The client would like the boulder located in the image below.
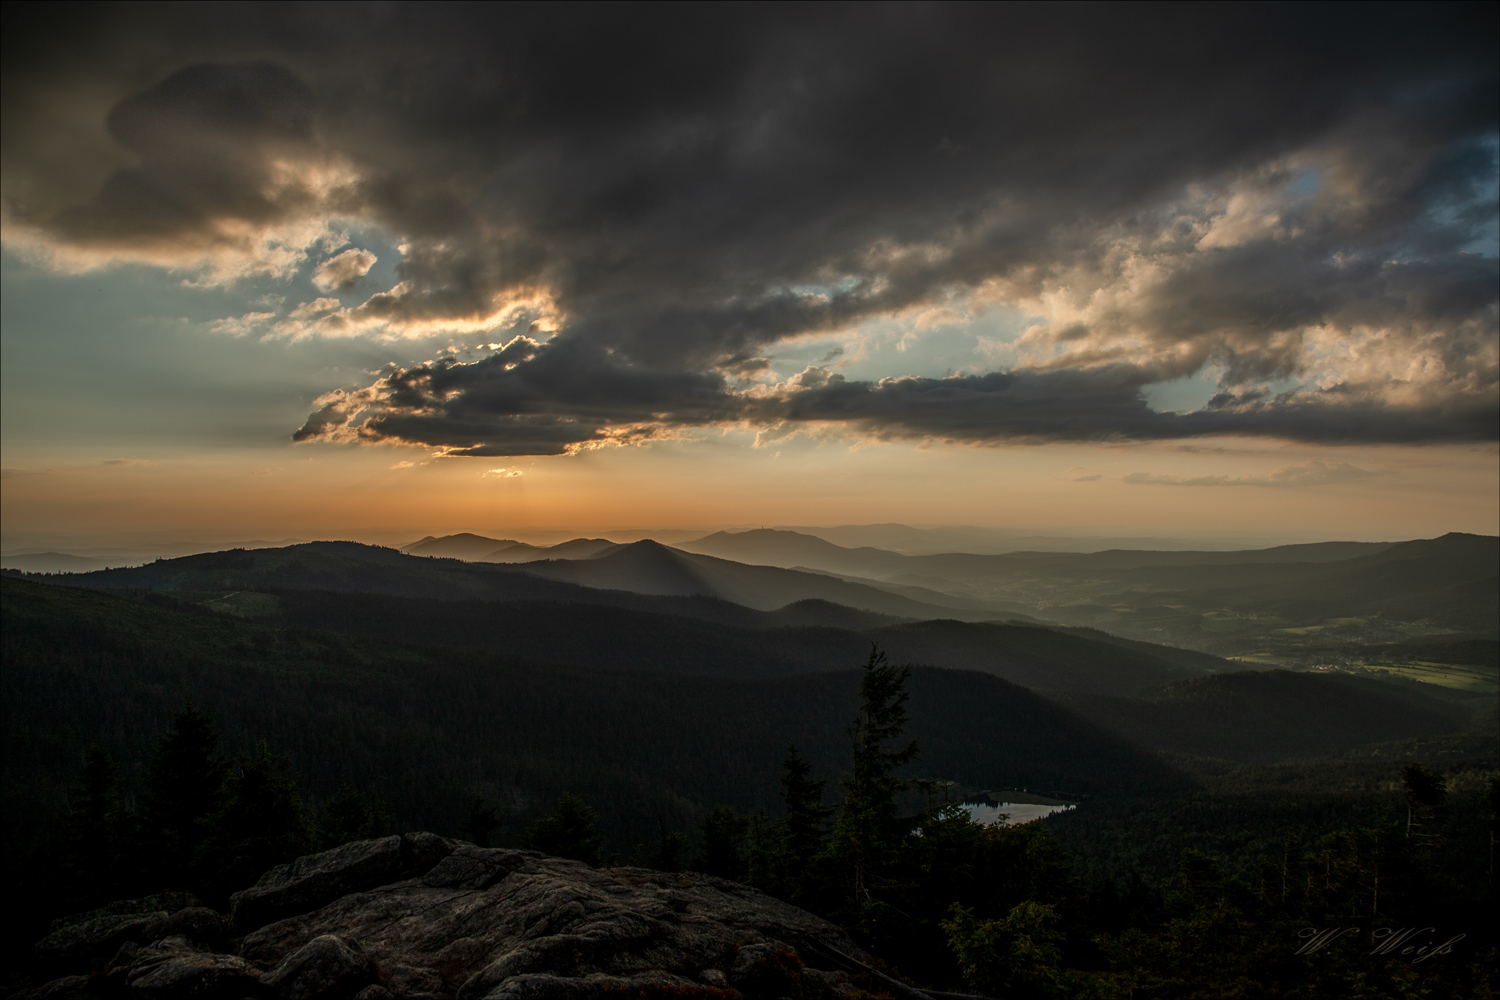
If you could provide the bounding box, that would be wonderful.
[729,940,802,996]
[239,850,861,1000]
[260,935,373,1000]
[49,895,200,934]
[401,833,460,876]
[124,936,264,1000]
[421,848,537,892]
[476,972,714,999]
[232,834,460,932]
[27,834,912,1000]
[380,963,444,998]
[110,943,142,975]
[37,904,229,970]
[36,912,169,968]
[154,908,230,946]
[27,975,95,1000]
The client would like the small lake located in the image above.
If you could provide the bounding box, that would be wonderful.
[960,801,1075,826]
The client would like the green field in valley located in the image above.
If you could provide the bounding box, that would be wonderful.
[1349,660,1499,694]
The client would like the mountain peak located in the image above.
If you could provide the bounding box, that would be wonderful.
[617,538,675,551]
[404,534,522,560]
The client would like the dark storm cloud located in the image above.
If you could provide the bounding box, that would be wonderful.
[292,335,738,455]
[759,366,1499,446]
[295,353,1496,457]
[13,59,333,268]
[4,2,1497,451]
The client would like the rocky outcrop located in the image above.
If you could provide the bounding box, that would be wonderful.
[232,834,460,933]
[123,937,264,1000]
[241,844,871,999]
[260,936,374,1000]
[29,835,948,1000]
[35,896,226,969]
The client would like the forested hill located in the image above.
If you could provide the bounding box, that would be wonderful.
[678,526,1399,575]
[22,540,1014,622]
[5,570,1494,995]
[5,574,1481,855]
[1,575,1179,861]
[1064,670,1480,761]
[12,540,1238,694]
[254,587,1211,693]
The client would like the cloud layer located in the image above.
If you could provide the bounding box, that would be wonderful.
[312,248,376,292]
[4,4,1496,454]
[1123,460,1381,488]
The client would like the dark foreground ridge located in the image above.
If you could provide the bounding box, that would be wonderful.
[27,833,955,1000]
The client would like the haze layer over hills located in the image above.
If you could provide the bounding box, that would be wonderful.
[10,526,1493,701]
[678,529,1500,662]
[388,527,1500,665]
[22,527,1495,675]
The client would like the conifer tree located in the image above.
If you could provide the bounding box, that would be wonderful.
[693,806,750,880]
[1400,762,1447,839]
[781,743,831,872]
[833,646,919,906]
[319,785,390,849]
[60,745,133,904]
[651,820,690,873]
[760,743,833,903]
[1489,774,1499,882]
[459,795,502,848]
[140,706,227,887]
[524,793,608,866]
[198,741,312,901]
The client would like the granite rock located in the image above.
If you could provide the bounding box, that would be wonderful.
[124,936,264,1000]
[30,835,902,1000]
[260,934,373,1000]
[239,849,860,998]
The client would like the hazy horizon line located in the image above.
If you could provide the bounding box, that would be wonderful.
[6,522,1473,565]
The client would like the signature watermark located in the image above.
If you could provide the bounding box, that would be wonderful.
[1296,927,1466,963]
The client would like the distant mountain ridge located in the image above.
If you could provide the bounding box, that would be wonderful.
[8,543,1241,695]
[33,539,1022,623]
[1170,532,1498,629]
[514,540,1019,618]
[678,527,1400,577]
[399,528,1414,590]
[680,528,1499,649]
[401,533,524,559]
[0,551,112,573]
[401,534,618,563]
[19,530,1495,667]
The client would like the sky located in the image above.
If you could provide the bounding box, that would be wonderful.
[2,2,1497,552]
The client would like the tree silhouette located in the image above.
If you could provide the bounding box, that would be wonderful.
[781,743,831,875]
[524,794,608,866]
[1400,762,1447,839]
[59,745,133,905]
[319,785,389,849]
[460,795,503,848]
[833,645,919,906]
[693,806,749,880]
[651,819,690,873]
[198,741,312,902]
[139,706,227,887]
